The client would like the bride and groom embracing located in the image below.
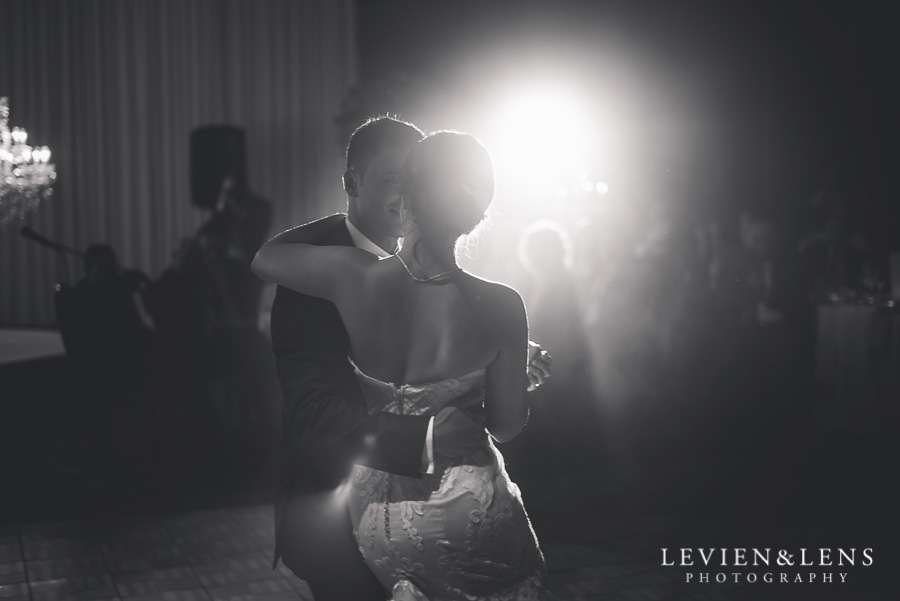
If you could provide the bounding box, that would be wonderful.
[254,117,557,601]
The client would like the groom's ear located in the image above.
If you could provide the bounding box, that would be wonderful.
[342,169,358,197]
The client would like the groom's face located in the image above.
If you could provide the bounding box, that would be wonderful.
[353,144,412,240]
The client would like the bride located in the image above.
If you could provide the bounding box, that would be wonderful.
[253,131,554,600]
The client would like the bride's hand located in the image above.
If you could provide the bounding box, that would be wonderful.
[526,341,552,391]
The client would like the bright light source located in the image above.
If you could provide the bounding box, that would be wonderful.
[580,180,594,192]
[596,182,609,194]
[484,87,592,194]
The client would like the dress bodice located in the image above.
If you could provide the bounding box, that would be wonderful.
[349,358,487,418]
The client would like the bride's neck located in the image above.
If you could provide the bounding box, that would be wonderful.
[399,231,458,270]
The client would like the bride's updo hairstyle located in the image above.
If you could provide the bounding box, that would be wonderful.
[400,131,494,245]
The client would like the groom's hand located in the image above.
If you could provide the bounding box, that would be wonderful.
[433,406,486,458]
[526,340,552,392]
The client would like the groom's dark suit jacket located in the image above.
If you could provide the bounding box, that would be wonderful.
[270,214,430,575]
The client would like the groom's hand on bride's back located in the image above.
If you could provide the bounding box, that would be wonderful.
[433,406,486,458]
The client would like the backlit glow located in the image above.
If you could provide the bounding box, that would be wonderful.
[485,88,592,193]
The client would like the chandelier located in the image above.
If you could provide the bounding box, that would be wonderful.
[0,97,56,225]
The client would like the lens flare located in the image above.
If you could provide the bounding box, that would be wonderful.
[485,88,592,193]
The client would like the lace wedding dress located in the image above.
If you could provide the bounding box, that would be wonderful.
[348,359,554,601]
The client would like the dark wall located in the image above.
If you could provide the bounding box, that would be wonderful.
[0,0,356,326]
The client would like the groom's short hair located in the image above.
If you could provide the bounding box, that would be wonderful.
[345,116,424,177]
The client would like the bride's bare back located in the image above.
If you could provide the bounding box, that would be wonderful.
[327,252,529,442]
[337,256,514,385]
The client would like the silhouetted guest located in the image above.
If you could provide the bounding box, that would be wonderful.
[662,217,731,379]
[576,213,632,403]
[197,173,272,321]
[143,232,274,465]
[797,194,878,302]
[518,221,589,381]
[58,243,153,471]
[503,220,596,471]
[196,176,280,449]
[686,219,722,302]
[708,209,810,333]
[715,210,810,449]
[66,244,154,373]
[575,210,631,319]
[627,201,689,372]
[709,216,756,327]
[738,210,807,327]
[143,237,219,372]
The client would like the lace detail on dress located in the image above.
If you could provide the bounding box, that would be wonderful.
[347,360,553,601]
[400,501,426,551]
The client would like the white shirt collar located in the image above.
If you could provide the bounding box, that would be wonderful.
[345,216,396,257]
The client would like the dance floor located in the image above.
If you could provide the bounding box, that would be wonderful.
[1,337,894,600]
[0,447,893,601]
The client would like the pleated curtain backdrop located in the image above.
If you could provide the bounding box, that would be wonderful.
[0,0,357,327]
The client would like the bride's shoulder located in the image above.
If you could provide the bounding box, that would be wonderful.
[457,274,527,345]
[458,273,526,316]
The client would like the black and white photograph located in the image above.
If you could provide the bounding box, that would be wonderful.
[1,1,897,600]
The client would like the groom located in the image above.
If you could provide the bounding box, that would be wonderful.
[269,117,550,601]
